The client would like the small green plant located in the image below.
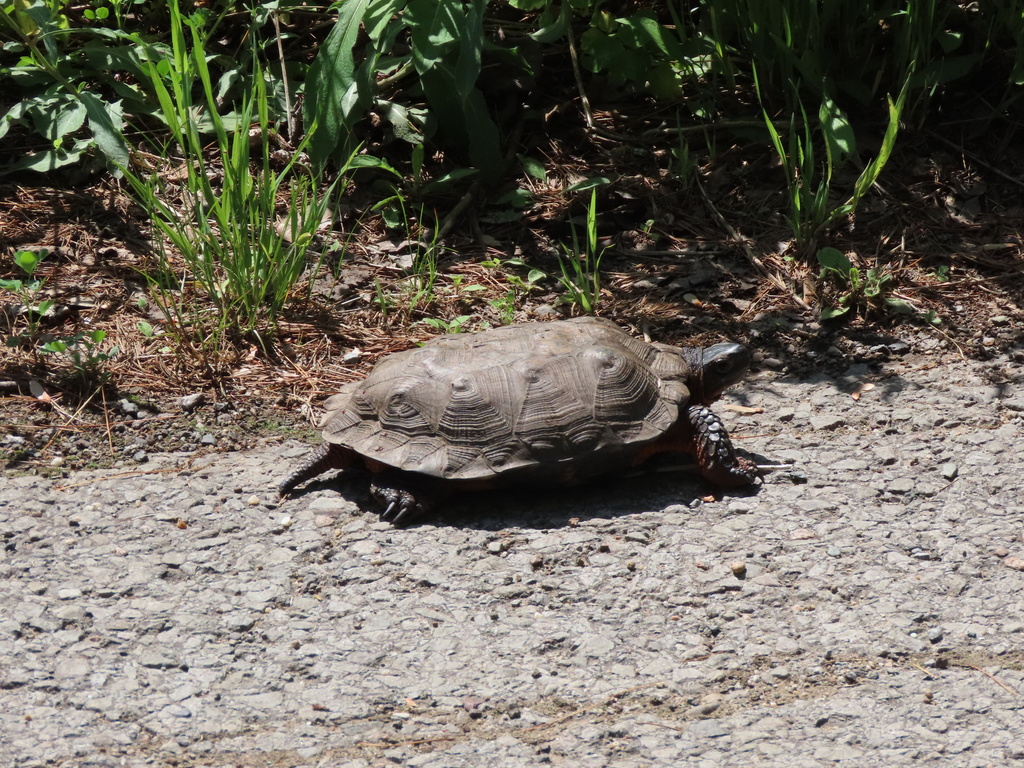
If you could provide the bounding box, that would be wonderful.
[556,187,605,314]
[756,68,909,256]
[1,249,52,340]
[816,247,919,320]
[481,257,546,294]
[420,315,472,334]
[0,0,133,176]
[2,248,118,379]
[39,329,119,380]
[372,279,396,321]
[489,290,517,325]
[373,191,448,318]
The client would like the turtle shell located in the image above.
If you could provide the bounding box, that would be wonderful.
[318,317,697,481]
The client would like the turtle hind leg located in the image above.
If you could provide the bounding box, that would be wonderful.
[369,474,443,527]
[278,443,355,496]
[687,405,762,487]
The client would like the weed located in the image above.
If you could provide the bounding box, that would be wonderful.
[373,191,451,319]
[38,329,119,381]
[420,315,472,334]
[816,247,931,322]
[489,290,517,325]
[2,248,118,380]
[1,249,52,340]
[119,0,349,373]
[556,187,605,314]
[757,69,909,256]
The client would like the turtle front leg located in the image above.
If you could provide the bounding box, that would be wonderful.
[278,443,355,496]
[369,475,440,526]
[687,405,761,487]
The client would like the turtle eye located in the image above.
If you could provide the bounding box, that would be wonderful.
[712,358,735,374]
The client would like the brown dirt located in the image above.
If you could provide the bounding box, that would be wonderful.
[2,120,1024,479]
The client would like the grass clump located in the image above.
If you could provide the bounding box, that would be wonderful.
[119,1,347,375]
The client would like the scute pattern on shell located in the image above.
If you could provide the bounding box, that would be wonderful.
[319,317,693,480]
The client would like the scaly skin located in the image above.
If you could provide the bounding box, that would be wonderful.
[687,404,761,487]
[278,444,352,496]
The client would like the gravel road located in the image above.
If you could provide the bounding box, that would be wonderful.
[3,348,1024,768]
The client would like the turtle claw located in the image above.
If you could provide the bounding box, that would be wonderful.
[371,481,429,526]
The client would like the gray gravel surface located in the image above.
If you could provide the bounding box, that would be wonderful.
[3,352,1024,768]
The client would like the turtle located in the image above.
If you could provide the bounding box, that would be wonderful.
[279,317,760,524]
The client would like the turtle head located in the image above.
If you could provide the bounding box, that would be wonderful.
[692,342,750,403]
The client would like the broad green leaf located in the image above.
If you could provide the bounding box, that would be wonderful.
[304,0,371,168]
[884,297,916,314]
[820,305,850,320]
[454,0,486,100]
[424,167,478,190]
[0,145,86,175]
[376,100,423,144]
[816,247,853,276]
[79,91,128,168]
[0,100,32,141]
[494,188,533,208]
[14,249,44,275]
[818,94,855,167]
[365,0,407,39]
[407,0,459,72]
[48,98,87,143]
[616,11,684,60]
[565,177,610,193]
[518,154,546,181]
[531,2,570,43]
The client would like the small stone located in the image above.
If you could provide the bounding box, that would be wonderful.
[1003,556,1024,572]
[810,414,846,431]
[771,666,791,680]
[730,561,747,577]
[786,469,808,484]
[889,477,915,494]
[827,546,842,558]
[119,398,139,416]
[789,528,817,540]
[343,348,362,363]
[247,495,261,506]
[200,433,216,446]
[940,463,959,480]
[49,456,64,467]
[462,696,486,717]
[927,627,944,643]
[139,650,178,669]
[180,393,206,411]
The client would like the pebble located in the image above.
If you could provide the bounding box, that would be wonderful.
[1,352,1022,767]
[179,393,205,411]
